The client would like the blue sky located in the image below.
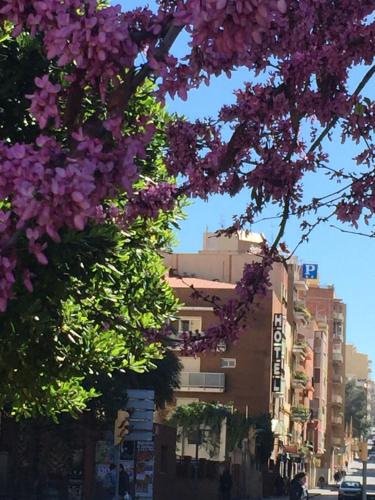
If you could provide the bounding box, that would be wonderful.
[120,1,375,370]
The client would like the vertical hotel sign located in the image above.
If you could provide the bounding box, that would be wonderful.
[272,313,284,394]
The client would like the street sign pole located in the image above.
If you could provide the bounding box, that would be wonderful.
[362,460,367,500]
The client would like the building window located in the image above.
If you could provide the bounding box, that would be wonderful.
[178,316,202,335]
[220,358,236,369]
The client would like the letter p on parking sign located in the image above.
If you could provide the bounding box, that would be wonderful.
[302,264,318,279]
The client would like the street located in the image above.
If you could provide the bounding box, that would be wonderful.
[308,460,375,500]
[248,461,375,500]
[345,459,375,492]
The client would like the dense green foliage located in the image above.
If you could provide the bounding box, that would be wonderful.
[89,350,182,421]
[0,34,183,418]
[345,380,370,438]
[170,401,273,462]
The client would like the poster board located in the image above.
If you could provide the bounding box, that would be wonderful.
[135,441,154,499]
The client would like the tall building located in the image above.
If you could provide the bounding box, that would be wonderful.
[345,344,372,428]
[306,284,347,480]
[164,232,347,487]
[164,232,315,488]
[345,344,371,381]
[164,232,293,453]
[288,261,329,485]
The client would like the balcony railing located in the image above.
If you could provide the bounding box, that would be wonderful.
[333,312,344,321]
[332,395,343,405]
[177,372,225,392]
[292,371,308,389]
[333,437,344,447]
[332,416,343,425]
[333,352,344,363]
[291,405,311,422]
[293,341,309,358]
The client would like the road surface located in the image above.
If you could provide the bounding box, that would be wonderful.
[308,460,375,500]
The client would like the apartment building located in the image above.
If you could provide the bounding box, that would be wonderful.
[164,232,346,486]
[345,344,371,382]
[288,262,329,485]
[345,344,372,425]
[167,276,288,415]
[306,284,347,480]
[164,233,308,483]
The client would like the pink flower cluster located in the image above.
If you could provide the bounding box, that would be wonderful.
[0,0,158,97]
[27,75,61,129]
[174,0,287,74]
[125,182,178,224]
[0,130,152,308]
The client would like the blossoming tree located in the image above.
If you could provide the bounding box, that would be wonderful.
[0,0,374,412]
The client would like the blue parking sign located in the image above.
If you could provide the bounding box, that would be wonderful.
[302,264,318,279]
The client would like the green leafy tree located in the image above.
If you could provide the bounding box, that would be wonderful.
[345,380,370,438]
[170,401,273,462]
[0,34,183,418]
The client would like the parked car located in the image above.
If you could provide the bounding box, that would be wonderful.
[338,481,362,500]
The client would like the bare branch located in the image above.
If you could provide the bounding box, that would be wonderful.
[287,211,336,259]
[329,224,375,238]
[270,196,290,253]
[308,64,375,154]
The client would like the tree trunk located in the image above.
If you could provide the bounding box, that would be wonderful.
[82,412,96,500]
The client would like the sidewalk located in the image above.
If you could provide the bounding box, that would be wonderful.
[237,487,336,500]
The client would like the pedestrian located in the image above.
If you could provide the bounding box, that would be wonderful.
[119,464,130,500]
[219,466,233,500]
[289,472,308,500]
[334,470,341,485]
[103,463,117,500]
[275,472,285,496]
[318,476,325,489]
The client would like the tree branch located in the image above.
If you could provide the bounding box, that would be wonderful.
[308,64,375,154]
[268,65,375,253]
[329,224,375,238]
[270,196,290,253]
[115,24,184,112]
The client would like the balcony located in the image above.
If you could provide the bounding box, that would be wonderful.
[177,372,225,392]
[333,312,344,321]
[294,302,312,324]
[333,374,343,384]
[293,340,310,361]
[295,280,308,291]
[332,416,343,425]
[332,395,343,406]
[333,352,344,363]
[333,437,344,447]
[292,371,308,389]
[291,405,311,422]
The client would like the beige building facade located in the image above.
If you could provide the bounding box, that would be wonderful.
[345,344,371,381]
[164,231,347,487]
